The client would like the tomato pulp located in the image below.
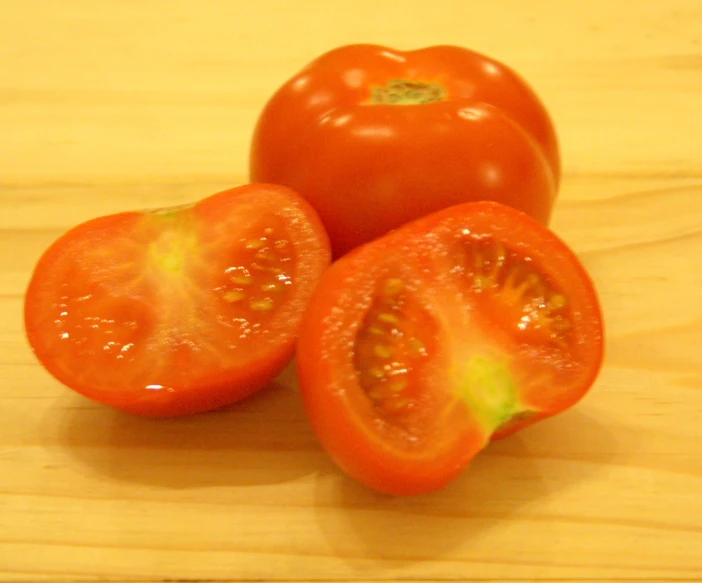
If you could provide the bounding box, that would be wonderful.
[250,44,560,257]
[24,184,331,416]
[296,201,603,496]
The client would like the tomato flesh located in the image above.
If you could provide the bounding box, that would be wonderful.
[296,201,603,495]
[25,184,331,416]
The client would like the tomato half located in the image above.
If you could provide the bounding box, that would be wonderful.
[250,44,560,258]
[24,184,331,416]
[296,201,603,496]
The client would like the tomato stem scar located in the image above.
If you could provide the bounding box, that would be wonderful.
[370,80,446,105]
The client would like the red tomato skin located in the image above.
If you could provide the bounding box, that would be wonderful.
[296,201,603,496]
[250,44,559,258]
[24,184,331,417]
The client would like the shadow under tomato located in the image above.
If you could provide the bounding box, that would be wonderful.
[312,406,619,569]
[41,361,320,489]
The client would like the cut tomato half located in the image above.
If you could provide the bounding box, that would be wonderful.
[296,201,603,495]
[25,184,331,416]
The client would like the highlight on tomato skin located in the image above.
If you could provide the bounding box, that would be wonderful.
[295,200,604,496]
[250,43,560,258]
[23,183,331,417]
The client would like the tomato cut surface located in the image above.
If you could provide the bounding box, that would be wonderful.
[25,184,331,416]
[296,201,603,496]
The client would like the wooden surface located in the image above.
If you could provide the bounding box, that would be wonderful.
[2,1,701,581]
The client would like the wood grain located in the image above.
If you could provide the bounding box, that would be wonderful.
[2,1,701,581]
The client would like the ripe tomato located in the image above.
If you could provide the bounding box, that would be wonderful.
[296,201,603,496]
[250,44,560,258]
[24,184,331,416]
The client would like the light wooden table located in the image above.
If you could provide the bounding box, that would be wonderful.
[2,1,701,581]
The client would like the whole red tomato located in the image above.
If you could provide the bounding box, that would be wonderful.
[250,44,560,258]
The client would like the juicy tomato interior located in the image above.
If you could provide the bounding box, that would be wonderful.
[25,185,330,416]
[353,276,445,444]
[296,201,603,495]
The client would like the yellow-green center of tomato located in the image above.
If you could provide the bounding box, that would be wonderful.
[454,355,520,431]
[145,208,198,275]
[149,230,197,273]
[370,79,446,105]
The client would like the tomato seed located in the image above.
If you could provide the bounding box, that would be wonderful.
[255,251,276,261]
[493,242,507,266]
[223,290,246,302]
[382,278,404,296]
[249,298,274,311]
[231,276,253,285]
[473,275,488,290]
[385,398,410,412]
[388,379,408,393]
[406,337,426,356]
[548,293,567,310]
[378,312,399,324]
[244,239,266,249]
[373,345,392,358]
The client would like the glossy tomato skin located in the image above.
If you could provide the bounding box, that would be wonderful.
[24,184,331,416]
[250,44,560,258]
[296,201,603,496]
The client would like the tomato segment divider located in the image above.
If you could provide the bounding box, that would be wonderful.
[24,184,331,416]
[296,201,604,496]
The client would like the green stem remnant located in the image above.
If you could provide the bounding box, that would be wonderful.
[370,79,446,105]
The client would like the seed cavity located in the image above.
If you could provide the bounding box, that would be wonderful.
[353,276,434,433]
[462,236,573,347]
[220,224,294,315]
